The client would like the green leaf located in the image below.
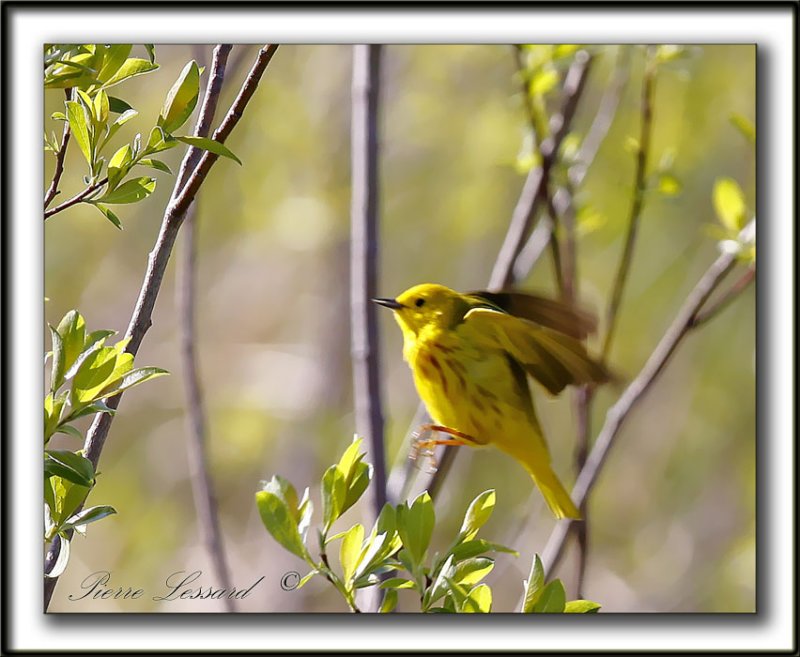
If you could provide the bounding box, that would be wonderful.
[45,535,71,578]
[342,461,372,516]
[564,599,602,613]
[457,489,496,542]
[92,89,109,127]
[44,391,68,443]
[108,96,134,114]
[49,325,65,393]
[63,330,116,380]
[158,61,201,134]
[379,577,416,590]
[256,476,307,560]
[425,554,455,609]
[713,177,747,232]
[729,113,756,144]
[61,505,117,532]
[137,158,173,175]
[92,203,123,230]
[396,492,435,566]
[655,45,687,64]
[339,523,365,585]
[531,579,566,613]
[56,310,87,378]
[144,44,156,64]
[461,583,492,613]
[97,45,133,83]
[296,570,317,590]
[297,488,314,543]
[44,450,95,487]
[107,143,134,191]
[656,173,682,197]
[379,588,398,613]
[553,45,581,59]
[451,557,494,587]
[55,424,83,441]
[97,177,156,204]
[70,346,123,406]
[98,366,169,400]
[447,539,518,563]
[321,465,346,533]
[101,58,159,89]
[174,135,242,165]
[529,68,559,96]
[521,554,546,613]
[112,108,138,128]
[65,100,93,167]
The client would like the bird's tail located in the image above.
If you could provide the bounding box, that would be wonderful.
[531,469,581,520]
[525,460,581,520]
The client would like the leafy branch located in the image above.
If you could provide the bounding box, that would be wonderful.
[257,438,600,613]
[43,43,280,610]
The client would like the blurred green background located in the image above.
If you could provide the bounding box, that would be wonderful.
[44,44,755,612]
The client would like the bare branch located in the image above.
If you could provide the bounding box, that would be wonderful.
[44,44,279,610]
[488,51,593,292]
[689,265,755,328]
[178,44,236,613]
[44,90,72,210]
[601,48,657,363]
[43,176,108,220]
[540,223,752,578]
[350,44,388,519]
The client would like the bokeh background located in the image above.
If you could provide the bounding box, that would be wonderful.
[44,44,755,612]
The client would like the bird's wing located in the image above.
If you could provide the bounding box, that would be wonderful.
[463,308,610,395]
[465,290,597,339]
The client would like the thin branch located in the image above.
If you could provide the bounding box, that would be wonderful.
[512,50,628,281]
[569,46,631,190]
[43,176,108,220]
[488,51,593,292]
[350,44,388,520]
[539,222,753,579]
[44,90,72,210]
[44,44,280,610]
[601,47,657,363]
[178,44,235,613]
[563,46,630,598]
[688,265,754,328]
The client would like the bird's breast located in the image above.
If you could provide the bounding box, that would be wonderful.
[409,329,518,442]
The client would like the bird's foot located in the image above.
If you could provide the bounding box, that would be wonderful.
[410,424,475,472]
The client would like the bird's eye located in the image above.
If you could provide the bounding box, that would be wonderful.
[415,298,425,307]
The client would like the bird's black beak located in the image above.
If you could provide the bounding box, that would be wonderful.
[372,297,404,310]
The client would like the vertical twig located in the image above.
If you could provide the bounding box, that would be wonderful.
[44,89,72,209]
[350,44,388,518]
[601,47,657,363]
[44,44,280,610]
[177,44,236,612]
[489,51,593,292]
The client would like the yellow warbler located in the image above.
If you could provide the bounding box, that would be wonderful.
[374,283,610,520]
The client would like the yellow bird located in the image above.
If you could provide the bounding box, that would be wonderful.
[374,283,611,520]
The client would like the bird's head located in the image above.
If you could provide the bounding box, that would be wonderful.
[373,283,468,337]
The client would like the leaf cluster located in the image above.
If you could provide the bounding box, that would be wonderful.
[45,44,239,228]
[257,437,600,613]
[44,309,168,577]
